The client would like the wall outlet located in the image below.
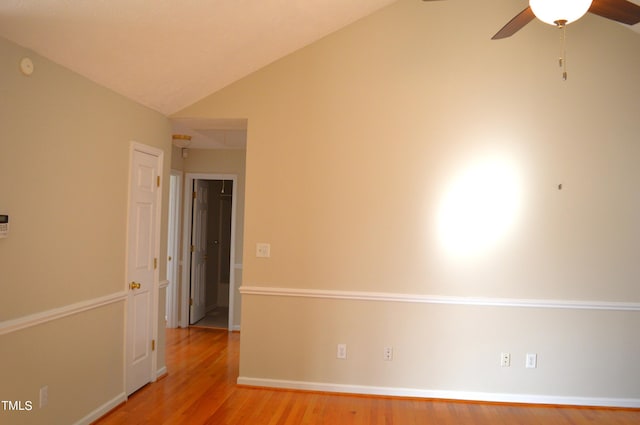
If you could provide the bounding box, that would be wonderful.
[256,243,271,258]
[337,343,347,359]
[383,346,393,361]
[526,353,537,369]
[39,385,48,408]
[500,352,511,367]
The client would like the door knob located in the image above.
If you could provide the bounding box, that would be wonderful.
[130,281,141,290]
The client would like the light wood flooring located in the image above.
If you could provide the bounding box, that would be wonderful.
[94,327,640,424]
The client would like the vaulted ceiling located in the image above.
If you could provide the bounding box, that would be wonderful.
[1,0,638,148]
[0,0,398,115]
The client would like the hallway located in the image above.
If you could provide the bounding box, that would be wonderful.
[192,306,229,329]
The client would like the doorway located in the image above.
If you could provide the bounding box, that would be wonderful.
[181,173,237,330]
[200,179,232,327]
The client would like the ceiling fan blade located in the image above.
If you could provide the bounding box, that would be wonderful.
[491,7,536,40]
[589,0,640,25]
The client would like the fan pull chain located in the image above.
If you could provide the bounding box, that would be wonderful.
[558,21,568,81]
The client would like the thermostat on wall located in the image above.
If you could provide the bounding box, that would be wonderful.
[0,214,9,238]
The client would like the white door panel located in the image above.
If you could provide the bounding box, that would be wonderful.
[132,291,150,360]
[190,180,208,324]
[166,172,181,328]
[126,147,160,395]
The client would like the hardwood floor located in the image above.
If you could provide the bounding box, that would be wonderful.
[94,327,640,424]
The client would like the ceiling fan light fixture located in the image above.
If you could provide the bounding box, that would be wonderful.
[529,0,593,26]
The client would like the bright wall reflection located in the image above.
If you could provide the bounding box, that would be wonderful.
[437,155,522,258]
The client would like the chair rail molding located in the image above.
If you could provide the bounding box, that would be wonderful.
[239,286,640,312]
[0,291,127,336]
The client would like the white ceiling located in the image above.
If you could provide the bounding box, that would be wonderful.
[0,0,397,116]
[1,0,638,149]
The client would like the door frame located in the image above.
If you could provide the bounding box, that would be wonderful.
[181,173,238,330]
[166,169,182,328]
[125,141,163,393]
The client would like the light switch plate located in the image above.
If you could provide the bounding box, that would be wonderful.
[526,353,537,369]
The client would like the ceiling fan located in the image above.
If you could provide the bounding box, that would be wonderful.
[423,0,640,79]
[421,0,640,38]
[491,0,640,39]
[490,0,640,79]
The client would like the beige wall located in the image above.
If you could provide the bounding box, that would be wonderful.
[0,36,171,424]
[170,145,185,171]
[182,149,246,263]
[174,0,640,405]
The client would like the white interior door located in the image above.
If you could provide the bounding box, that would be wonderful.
[216,189,232,308]
[190,179,208,324]
[165,171,181,328]
[126,146,160,395]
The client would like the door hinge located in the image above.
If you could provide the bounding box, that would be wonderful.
[157,176,160,188]
[154,258,158,269]
[192,191,197,199]
[189,298,193,306]
[190,245,195,253]
[152,339,156,351]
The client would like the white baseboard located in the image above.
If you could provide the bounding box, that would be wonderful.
[156,366,167,378]
[236,377,640,409]
[72,392,126,425]
[231,324,241,332]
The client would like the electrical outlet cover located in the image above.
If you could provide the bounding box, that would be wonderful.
[383,346,393,361]
[500,352,511,367]
[337,343,347,359]
[39,385,48,408]
[256,243,271,258]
